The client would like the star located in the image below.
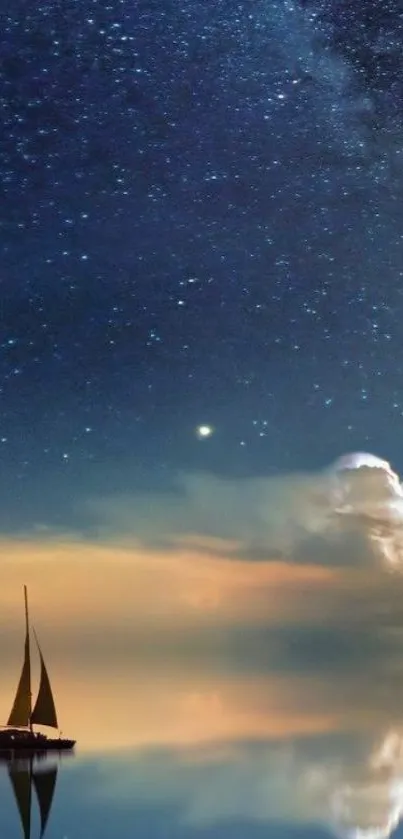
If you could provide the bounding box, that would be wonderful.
[195,425,214,440]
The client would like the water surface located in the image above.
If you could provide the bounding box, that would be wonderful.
[2,639,403,839]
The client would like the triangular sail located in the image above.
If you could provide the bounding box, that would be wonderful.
[8,760,32,839]
[30,633,58,730]
[7,587,31,728]
[33,766,58,838]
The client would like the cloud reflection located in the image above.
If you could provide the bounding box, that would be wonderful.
[86,676,403,839]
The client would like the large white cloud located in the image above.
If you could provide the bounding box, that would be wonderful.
[85,452,403,569]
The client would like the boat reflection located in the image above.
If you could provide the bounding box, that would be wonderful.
[0,752,70,839]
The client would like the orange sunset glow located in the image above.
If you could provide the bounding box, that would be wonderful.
[0,535,336,637]
[0,535,402,753]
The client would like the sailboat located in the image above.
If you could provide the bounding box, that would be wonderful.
[4,755,58,839]
[0,586,75,751]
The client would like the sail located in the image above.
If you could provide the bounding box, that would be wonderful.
[8,588,31,728]
[33,766,58,838]
[8,761,32,839]
[30,633,58,729]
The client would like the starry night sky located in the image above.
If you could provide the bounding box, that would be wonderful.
[2,0,403,531]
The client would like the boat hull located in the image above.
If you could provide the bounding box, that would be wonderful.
[0,730,75,751]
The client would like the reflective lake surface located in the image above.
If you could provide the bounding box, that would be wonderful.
[3,645,403,839]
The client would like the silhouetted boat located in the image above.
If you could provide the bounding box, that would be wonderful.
[0,586,75,752]
[5,755,58,839]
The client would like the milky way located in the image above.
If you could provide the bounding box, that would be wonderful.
[297,0,403,167]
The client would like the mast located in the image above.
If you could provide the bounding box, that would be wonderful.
[7,585,32,730]
[24,586,33,734]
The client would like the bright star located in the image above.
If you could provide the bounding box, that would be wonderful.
[195,424,214,439]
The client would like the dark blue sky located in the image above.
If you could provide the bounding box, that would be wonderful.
[2,0,403,529]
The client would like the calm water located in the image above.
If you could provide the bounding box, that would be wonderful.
[2,640,403,839]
